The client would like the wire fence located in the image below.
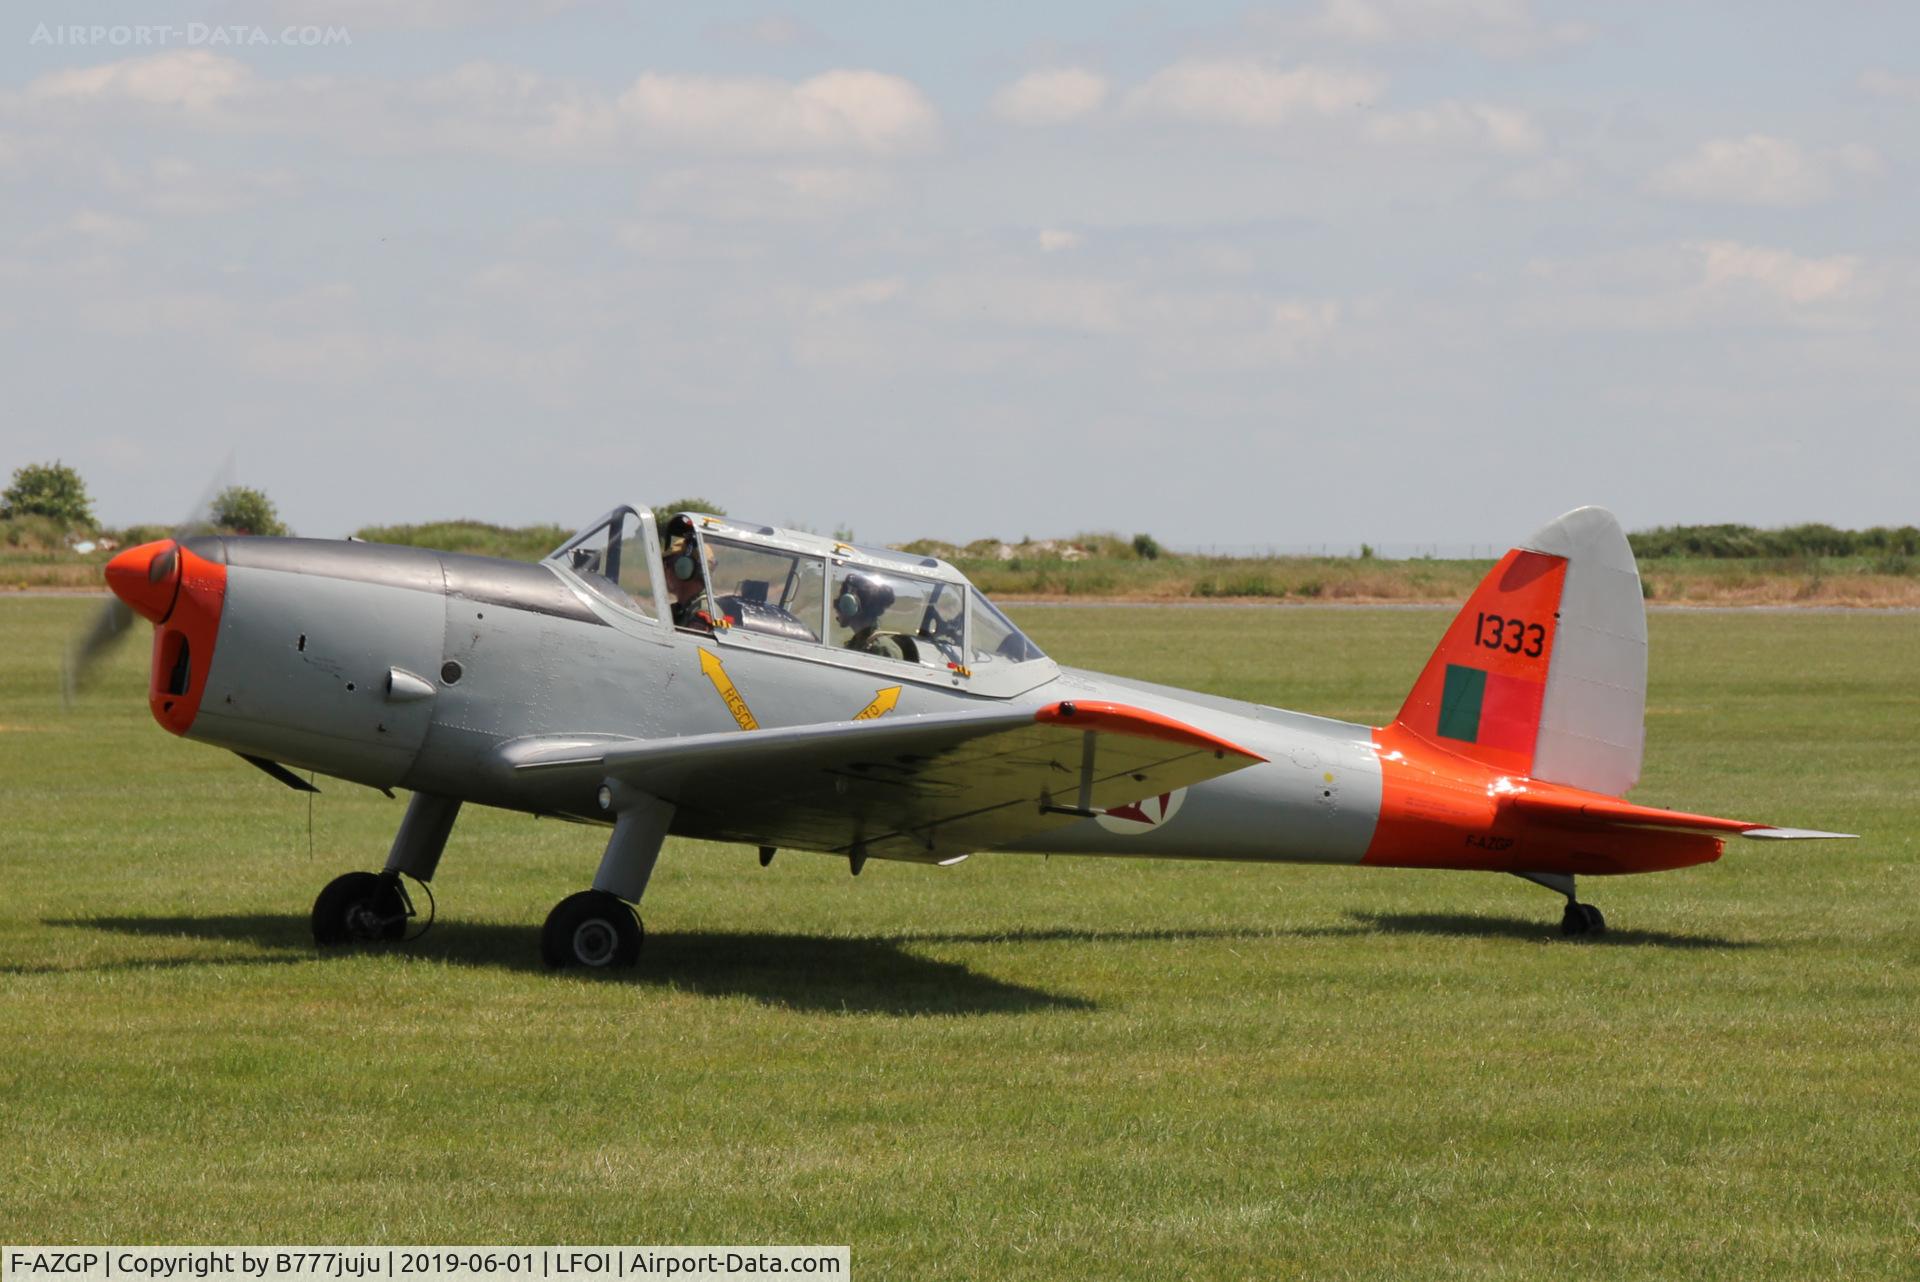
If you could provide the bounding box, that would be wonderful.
[1169,543,1501,560]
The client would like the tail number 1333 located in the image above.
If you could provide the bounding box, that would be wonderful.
[1475,611,1545,658]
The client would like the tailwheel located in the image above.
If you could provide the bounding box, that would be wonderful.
[312,871,411,946]
[1560,901,1607,938]
[542,889,643,969]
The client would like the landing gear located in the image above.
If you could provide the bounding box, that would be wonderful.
[1560,901,1607,937]
[310,792,458,949]
[311,871,410,945]
[1513,871,1607,939]
[540,782,675,970]
[541,890,643,967]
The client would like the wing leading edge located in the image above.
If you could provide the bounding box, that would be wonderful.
[509,700,1265,864]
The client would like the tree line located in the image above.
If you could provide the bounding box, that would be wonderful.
[6,459,1916,562]
[1627,523,1920,560]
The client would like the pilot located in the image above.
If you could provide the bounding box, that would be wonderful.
[835,571,909,659]
[662,535,715,629]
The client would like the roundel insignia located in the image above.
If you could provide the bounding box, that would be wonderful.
[1095,788,1187,835]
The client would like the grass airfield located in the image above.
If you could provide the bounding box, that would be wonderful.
[1,598,1915,1278]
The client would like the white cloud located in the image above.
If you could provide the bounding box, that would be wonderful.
[1127,59,1383,127]
[14,53,939,158]
[710,14,822,47]
[1696,241,1861,306]
[809,276,904,316]
[925,273,1128,334]
[916,268,1345,370]
[1520,241,1874,331]
[1500,155,1578,200]
[26,49,256,111]
[618,69,937,155]
[1315,0,1395,43]
[633,165,900,223]
[990,68,1109,125]
[1037,228,1082,253]
[1309,0,1590,57]
[263,0,595,33]
[64,209,148,246]
[1366,100,1542,153]
[1860,68,1920,102]
[1646,134,1880,207]
[1114,57,1539,156]
[1264,299,1342,359]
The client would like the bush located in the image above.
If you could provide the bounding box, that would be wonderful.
[1628,522,1920,559]
[1131,532,1163,561]
[210,486,289,537]
[2,513,70,550]
[652,497,727,528]
[109,524,173,548]
[3,460,94,528]
[354,520,572,562]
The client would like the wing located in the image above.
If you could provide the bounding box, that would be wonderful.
[506,700,1265,863]
[1506,789,1856,841]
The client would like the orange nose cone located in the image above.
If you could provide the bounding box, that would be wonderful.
[105,539,183,623]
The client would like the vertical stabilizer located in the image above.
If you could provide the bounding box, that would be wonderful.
[1521,506,1646,797]
[1389,507,1646,796]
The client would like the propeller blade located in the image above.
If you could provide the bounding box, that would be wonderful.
[175,452,236,541]
[62,597,135,706]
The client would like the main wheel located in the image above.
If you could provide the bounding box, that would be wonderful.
[1560,901,1607,937]
[312,871,409,946]
[541,890,643,969]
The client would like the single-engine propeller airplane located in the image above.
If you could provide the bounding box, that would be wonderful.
[78,504,1853,966]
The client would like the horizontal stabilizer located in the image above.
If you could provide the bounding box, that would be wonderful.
[1738,826,1858,841]
[1506,790,1855,840]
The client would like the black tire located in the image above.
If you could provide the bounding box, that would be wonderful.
[1560,901,1607,938]
[312,871,408,946]
[541,890,643,969]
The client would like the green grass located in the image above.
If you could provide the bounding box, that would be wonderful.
[1,601,1915,1277]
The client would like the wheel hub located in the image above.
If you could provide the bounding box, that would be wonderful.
[571,918,619,966]
[344,901,386,939]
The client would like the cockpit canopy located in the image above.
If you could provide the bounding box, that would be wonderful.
[547,508,1046,674]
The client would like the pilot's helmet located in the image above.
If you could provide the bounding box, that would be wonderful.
[835,571,895,626]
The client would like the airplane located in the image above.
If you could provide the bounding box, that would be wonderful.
[79,504,1854,967]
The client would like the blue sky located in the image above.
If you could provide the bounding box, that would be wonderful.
[1,2,1914,546]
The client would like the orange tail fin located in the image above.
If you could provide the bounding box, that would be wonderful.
[1390,507,1649,793]
[1392,547,1568,778]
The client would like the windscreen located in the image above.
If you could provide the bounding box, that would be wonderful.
[970,592,1044,664]
[547,507,657,619]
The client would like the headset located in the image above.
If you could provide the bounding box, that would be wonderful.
[836,572,895,624]
[667,540,701,584]
[660,517,702,584]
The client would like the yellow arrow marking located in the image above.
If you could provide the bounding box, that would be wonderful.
[853,685,901,721]
[698,647,758,731]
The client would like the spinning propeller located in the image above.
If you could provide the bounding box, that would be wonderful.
[62,457,233,704]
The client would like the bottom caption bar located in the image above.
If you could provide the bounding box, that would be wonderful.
[4,1250,848,1282]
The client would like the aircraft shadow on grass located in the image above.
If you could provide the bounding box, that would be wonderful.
[42,914,1098,1016]
[1342,910,1763,950]
[34,909,1758,1006]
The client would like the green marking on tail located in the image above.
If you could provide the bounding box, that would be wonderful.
[1437,663,1485,743]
